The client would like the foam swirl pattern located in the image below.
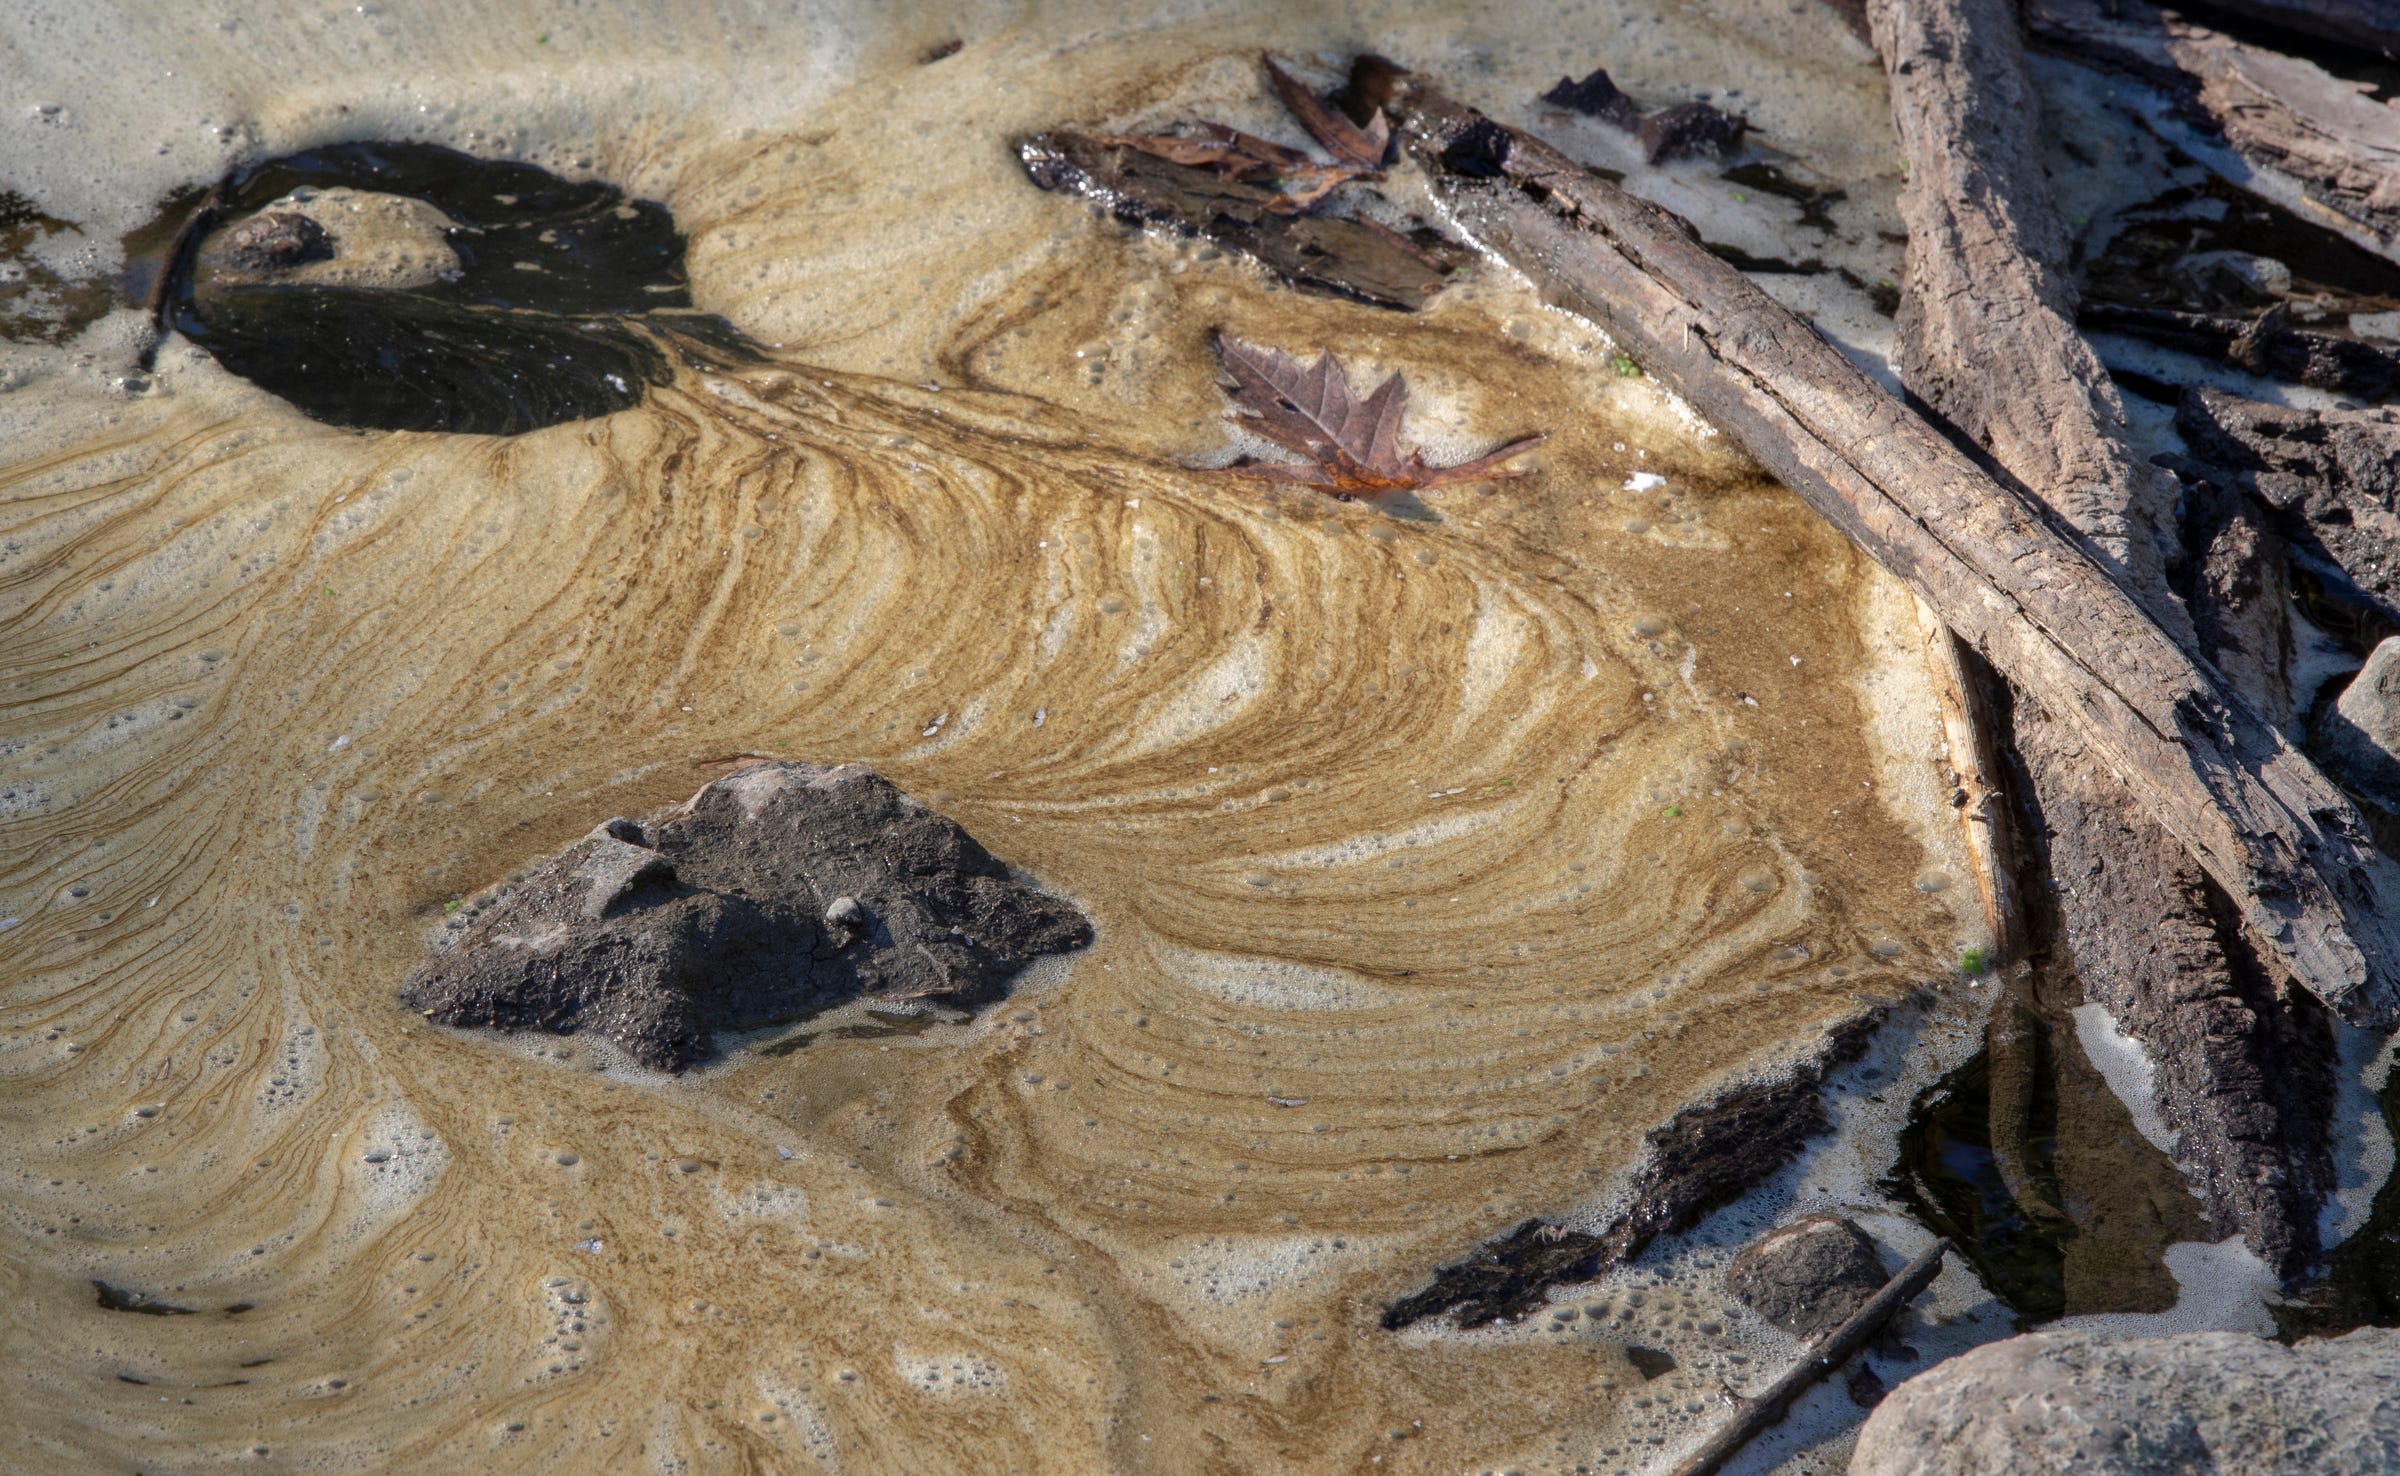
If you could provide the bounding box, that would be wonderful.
[0,2,1973,1469]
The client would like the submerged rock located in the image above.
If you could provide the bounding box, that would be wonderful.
[401,762,1092,1070]
[1850,1325,2400,1475]
[213,211,334,274]
[1725,1213,1888,1341]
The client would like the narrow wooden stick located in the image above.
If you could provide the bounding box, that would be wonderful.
[1376,72,2400,1027]
[1668,1238,1950,1476]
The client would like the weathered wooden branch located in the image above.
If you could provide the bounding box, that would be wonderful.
[1911,598,2020,957]
[1371,68,2400,1028]
[1668,1238,1950,1476]
[1872,0,2190,645]
[2027,0,2400,268]
[1868,0,2337,1275]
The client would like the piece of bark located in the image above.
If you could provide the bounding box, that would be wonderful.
[1868,0,2339,1277]
[1382,1007,1887,1330]
[2174,464,2300,733]
[1016,131,1461,310]
[2080,302,2400,400]
[1368,67,2400,1026]
[2026,0,2400,267]
[1913,599,2022,956]
[2176,386,2400,626]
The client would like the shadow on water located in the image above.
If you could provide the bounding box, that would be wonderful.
[1886,1046,2070,1328]
[160,140,761,435]
[2280,1049,2400,1338]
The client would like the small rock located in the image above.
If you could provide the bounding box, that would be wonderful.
[1851,1325,2400,1475]
[2174,249,2293,308]
[824,894,864,940]
[2320,637,2400,810]
[1845,1360,1886,1409]
[401,763,1091,1070]
[217,211,334,273]
[1725,1213,1888,1341]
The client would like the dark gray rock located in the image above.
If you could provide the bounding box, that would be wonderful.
[2323,638,2400,812]
[1850,1326,2400,1475]
[217,211,334,272]
[1725,1214,1889,1341]
[401,762,1091,1071]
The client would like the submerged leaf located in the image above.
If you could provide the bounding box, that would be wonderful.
[1209,334,1545,498]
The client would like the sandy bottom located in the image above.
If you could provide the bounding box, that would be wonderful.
[0,2,1989,1470]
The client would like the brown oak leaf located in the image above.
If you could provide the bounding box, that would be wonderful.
[1209,333,1546,497]
[1261,55,1391,171]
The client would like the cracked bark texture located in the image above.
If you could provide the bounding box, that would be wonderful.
[1868,0,2333,1275]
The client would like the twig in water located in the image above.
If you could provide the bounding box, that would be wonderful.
[1667,1238,1949,1476]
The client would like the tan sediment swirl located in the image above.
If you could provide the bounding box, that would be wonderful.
[0,10,1973,1472]
[0,271,1973,1470]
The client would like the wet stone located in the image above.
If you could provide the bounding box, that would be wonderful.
[1725,1213,1889,1341]
[215,211,333,273]
[400,762,1092,1071]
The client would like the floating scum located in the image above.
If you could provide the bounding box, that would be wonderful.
[0,2,1987,1469]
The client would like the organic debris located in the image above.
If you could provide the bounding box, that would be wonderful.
[402,762,1091,1071]
[1209,333,1545,496]
[1262,55,1391,170]
[1083,123,1360,212]
[1081,54,1390,215]
[1540,66,1749,164]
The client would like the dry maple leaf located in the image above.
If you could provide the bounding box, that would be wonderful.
[1262,55,1391,171]
[1210,333,1546,497]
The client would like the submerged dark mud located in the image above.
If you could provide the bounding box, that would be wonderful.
[165,141,752,435]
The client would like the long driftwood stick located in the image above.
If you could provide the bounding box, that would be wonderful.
[1371,68,2400,1028]
[1668,1239,1950,1476]
[1872,0,2188,644]
[1869,0,2337,1274]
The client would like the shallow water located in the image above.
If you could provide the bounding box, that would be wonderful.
[0,3,1988,1470]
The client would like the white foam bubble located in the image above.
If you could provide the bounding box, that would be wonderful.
[891,1346,1009,1398]
[2071,1002,2178,1157]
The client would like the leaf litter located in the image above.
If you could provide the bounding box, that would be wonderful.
[1209,333,1547,497]
[1092,55,1391,214]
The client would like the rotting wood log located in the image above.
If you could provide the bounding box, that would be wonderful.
[2026,0,2400,268]
[1868,0,2189,647]
[1866,0,2337,1276]
[1667,1238,1950,1476]
[1364,65,2400,1029]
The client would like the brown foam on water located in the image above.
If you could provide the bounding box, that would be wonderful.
[0,7,1978,1471]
